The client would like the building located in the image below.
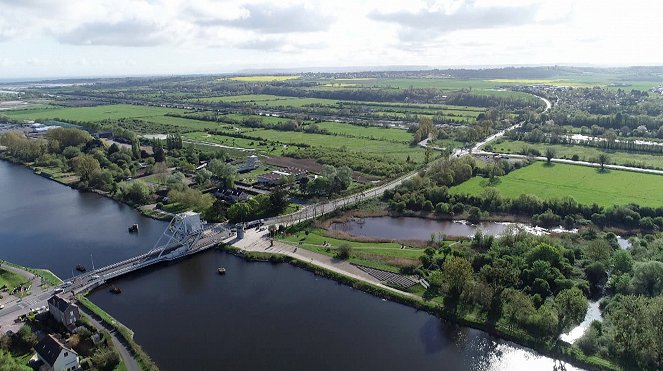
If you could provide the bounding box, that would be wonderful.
[238,155,261,173]
[47,295,80,330]
[34,334,80,371]
[256,169,307,187]
[214,187,249,204]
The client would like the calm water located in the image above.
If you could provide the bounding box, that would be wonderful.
[0,160,581,371]
[331,217,512,240]
[0,161,166,278]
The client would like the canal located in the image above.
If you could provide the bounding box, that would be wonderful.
[0,161,581,371]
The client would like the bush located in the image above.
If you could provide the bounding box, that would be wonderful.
[336,243,352,260]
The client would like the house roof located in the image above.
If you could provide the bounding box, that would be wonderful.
[47,295,71,312]
[35,334,73,366]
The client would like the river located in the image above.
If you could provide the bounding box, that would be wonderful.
[0,160,582,370]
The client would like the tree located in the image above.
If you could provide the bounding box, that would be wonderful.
[545,147,556,164]
[71,154,101,181]
[88,169,115,192]
[208,159,237,188]
[269,186,289,214]
[117,181,151,204]
[554,287,588,333]
[0,349,31,371]
[441,256,473,299]
[166,171,187,191]
[168,186,214,212]
[194,168,212,187]
[45,127,91,149]
[152,139,165,162]
[597,153,609,171]
[630,260,663,297]
[501,288,535,330]
[336,243,352,260]
[611,249,633,274]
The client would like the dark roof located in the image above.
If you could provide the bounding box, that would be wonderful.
[47,295,71,312]
[35,334,67,366]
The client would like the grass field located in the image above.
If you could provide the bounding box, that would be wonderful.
[4,104,185,122]
[451,161,663,207]
[245,128,423,161]
[281,229,425,272]
[0,268,26,291]
[490,139,663,169]
[229,75,300,82]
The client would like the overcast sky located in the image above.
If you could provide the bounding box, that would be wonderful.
[1,0,662,78]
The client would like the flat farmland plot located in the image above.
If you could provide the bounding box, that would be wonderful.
[451,161,663,207]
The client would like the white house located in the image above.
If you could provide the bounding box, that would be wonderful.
[35,334,79,371]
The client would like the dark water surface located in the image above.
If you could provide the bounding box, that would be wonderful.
[0,160,581,371]
[0,160,165,278]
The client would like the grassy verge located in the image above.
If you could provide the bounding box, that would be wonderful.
[77,295,159,371]
[1,260,63,286]
[223,244,619,371]
[0,268,27,291]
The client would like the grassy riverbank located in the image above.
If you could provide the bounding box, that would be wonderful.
[223,244,619,371]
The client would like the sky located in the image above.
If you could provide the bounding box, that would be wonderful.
[1,0,663,79]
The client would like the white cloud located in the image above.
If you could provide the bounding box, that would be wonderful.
[0,0,661,78]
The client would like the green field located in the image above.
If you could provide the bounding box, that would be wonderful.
[451,162,663,207]
[0,268,26,291]
[229,75,300,82]
[281,229,425,272]
[4,104,185,122]
[316,122,412,143]
[490,139,663,169]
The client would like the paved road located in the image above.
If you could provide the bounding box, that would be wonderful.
[79,307,141,371]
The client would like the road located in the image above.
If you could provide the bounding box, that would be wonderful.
[79,308,140,371]
[264,170,419,226]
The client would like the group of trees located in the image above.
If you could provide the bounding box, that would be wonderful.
[573,232,663,370]
[422,233,588,338]
[305,165,352,196]
[226,187,289,223]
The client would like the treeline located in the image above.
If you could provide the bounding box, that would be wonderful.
[446,93,542,110]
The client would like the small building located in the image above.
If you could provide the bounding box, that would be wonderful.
[238,155,261,173]
[256,169,306,187]
[34,334,80,371]
[214,187,249,204]
[47,295,80,330]
[93,131,113,139]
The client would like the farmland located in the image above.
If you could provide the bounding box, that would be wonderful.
[489,139,663,169]
[229,75,300,82]
[3,104,183,122]
[450,161,663,207]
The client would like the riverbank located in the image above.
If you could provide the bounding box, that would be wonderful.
[223,241,618,371]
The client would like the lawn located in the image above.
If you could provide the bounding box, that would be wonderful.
[451,161,663,207]
[490,139,663,170]
[0,268,26,291]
